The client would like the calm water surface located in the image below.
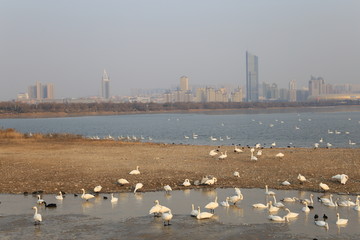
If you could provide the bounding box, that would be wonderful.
[1,110,360,148]
[1,188,360,239]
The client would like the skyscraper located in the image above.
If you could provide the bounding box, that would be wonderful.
[289,80,297,102]
[180,76,189,91]
[246,51,259,102]
[101,69,110,99]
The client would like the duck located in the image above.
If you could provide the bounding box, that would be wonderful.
[117,178,129,185]
[134,183,143,193]
[55,191,63,200]
[265,185,276,195]
[32,206,42,225]
[182,179,191,187]
[81,189,95,201]
[196,206,213,220]
[162,210,173,226]
[164,185,172,194]
[319,182,330,191]
[190,204,199,217]
[336,213,348,225]
[110,193,118,203]
[220,197,230,207]
[129,166,140,175]
[93,185,102,193]
[205,196,219,213]
[284,208,299,218]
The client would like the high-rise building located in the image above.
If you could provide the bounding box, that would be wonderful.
[180,76,189,91]
[309,76,325,97]
[42,83,54,99]
[101,69,110,99]
[246,51,259,102]
[27,81,54,100]
[289,80,297,102]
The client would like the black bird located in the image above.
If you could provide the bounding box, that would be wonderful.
[314,214,319,220]
[323,214,328,221]
[103,196,108,200]
[44,202,57,208]
[74,193,78,197]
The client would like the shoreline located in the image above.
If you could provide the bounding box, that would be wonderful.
[1,136,359,195]
[1,105,360,119]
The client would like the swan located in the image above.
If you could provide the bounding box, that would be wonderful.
[218,151,227,160]
[164,185,172,193]
[234,146,243,153]
[117,178,129,185]
[210,136,217,141]
[319,138,323,143]
[229,188,243,205]
[319,194,332,204]
[332,174,349,184]
[284,208,299,218]
[326,143,332,148]
[81,189,95,201]
[315,220,329,230]
[204,177,217,185]
[271,142,276,147]
[182,179,191,187]
[275,153,284,158]
[255,143,261,148]
[297,174,307,184]
[281,181,291,186]
[319,182,330,191]
[37,195,45,205]
[354,197,360,211]
[301,202,310,212]
[337,197,356,207]
[233,171,240,177]
[256,150,262,156]
[55,191,63,200]
[162,210,173,226]
[129,166,140,175]
[265,185,276,195]
[314,143,319,148]
[272,196,285,208]
[190,204,199,217]
[336,213,348,225]
[250,152,258,161]
[268,201,280,213]
[300,194,314,206]
[252,202,269,209]
[32,206,42,225]
[220,197,230,207]
[149,200,162,216]
[209,149,218,157]
[323,196,337,207]
[205,196,219,213]
[196,206,213,220]
[281,197,298,202]
[134,183,143,193]
[93,185,102,193]
[268,215,288,222]
[110,193,118,203]
[349,140,356,145]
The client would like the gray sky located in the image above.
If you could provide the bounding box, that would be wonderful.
[1,0,359,100]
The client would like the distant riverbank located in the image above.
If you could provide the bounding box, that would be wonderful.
[1,104,360,119]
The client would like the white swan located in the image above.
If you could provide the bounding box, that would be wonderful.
[332,174,349,184]
[37,195,45,205]
[265,185,276,195]
[281,197,298,202]
[268,201,280,213]
[275,153,284,158]
[209,149,218,157]
[272,196,285,208]
[234,146,243,153]
[323,196,337,207]
[336,213,348,225]
[182,179,191,187]
[111,193,118,203]
[220,197,230,207]
[190,204,199,217]
[129,166,140,175]
[81,189,95,201]
[196,206,213,220]
[319,182,330,191]
[218,151,227,160]
[229,188,243,205]
[256,150,262,156]
[149,200,162,216]
[55,191,63,200]
[233,171,240,177]
[204,177,217,185]
[134,183,143,193]
[354,197,360,211]
[284,208,299,218]
[268,215,288,222]
[300,194,314,205]
[32,206,42,224]
[301,202,310,212]
[164,185,172,193]
[250,152,258,161]
[297,174,307,183]
[205,196,219,213]
[117,178,129,185]
[252,202,269,209]
[319,194,333,204]
[315,220,329,230]
[93,185,102,193]
[281,181,291,186]
[162,210,173,226]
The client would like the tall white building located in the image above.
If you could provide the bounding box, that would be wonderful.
[180,76,189,91]
[101,69,110,99]
[289,80,297,102]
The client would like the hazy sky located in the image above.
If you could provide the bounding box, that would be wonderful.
[1,0,359,100]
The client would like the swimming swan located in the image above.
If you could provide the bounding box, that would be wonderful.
[110,193,118,203]
[336,213,348,225]
[55,191,63,200]
[196,206,213,220]
[284,208,299,218]
[81,189,95,201]
[190,204,199,217]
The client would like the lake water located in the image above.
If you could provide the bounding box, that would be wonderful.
[1,188,360,239]
[0,109,360,148]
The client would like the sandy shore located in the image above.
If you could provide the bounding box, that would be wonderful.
[0,136,359,195]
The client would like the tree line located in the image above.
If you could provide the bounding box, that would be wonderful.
[0,100,359,115]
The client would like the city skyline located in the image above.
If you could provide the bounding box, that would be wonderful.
[1,0,359,101]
